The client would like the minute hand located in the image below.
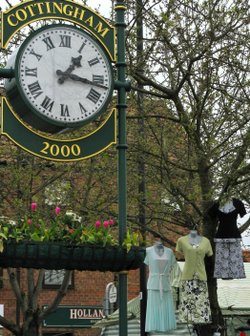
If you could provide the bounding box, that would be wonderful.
[68,74,108,89]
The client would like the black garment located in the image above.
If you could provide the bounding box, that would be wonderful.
[208,198,247,238]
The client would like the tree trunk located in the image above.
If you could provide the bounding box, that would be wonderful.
[22,321,41,336]
[197,156,227,335]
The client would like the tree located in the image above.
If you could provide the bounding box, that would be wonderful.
[125,0,250,330]
[0,268,72,336]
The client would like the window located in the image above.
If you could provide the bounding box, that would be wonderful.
[43,270,74,289]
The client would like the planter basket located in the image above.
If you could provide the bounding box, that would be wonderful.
[0,241,145,272]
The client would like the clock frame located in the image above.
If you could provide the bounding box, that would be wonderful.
[5,24,114,133]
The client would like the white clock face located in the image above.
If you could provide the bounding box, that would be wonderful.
[17,25,113,127]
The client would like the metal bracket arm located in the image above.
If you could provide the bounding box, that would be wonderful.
[114,80,131,92]
[0,68,15,79]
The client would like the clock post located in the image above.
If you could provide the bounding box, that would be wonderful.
[115,1,129,336]
[1,1,131,335]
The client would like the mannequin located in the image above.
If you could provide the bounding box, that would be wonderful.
[189,230,202,246]
[176,231,213,324]
[144,238,177,333]
[208,195,247,279]
[219,189,236,213]
[154,239,164,256]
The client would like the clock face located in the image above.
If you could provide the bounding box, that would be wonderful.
[15,24,114,128]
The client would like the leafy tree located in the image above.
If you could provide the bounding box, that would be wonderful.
[125,0,250,329]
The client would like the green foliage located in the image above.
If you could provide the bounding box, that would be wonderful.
[0,203,145,251]
[122,228,145,251]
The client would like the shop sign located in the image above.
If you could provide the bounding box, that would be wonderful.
[43,305,104,328]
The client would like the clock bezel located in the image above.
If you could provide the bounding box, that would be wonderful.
[13,23,114,129]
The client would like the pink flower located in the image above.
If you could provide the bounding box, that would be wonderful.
[31,202,37,211]
[95,220,101,228]
[103,220,109,228]
[27,218,32,225]
[108,219,114,226]
[55,207,61,215]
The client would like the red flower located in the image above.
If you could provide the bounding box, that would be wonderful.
[31,202,37,211]
[103,220,109,228]
[55,207,61,215]
[95,220,101,228]
[27,218,32,225]
[108,219,114,226]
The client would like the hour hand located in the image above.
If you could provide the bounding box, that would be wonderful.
[56,70,69,84]
[56,56,82,84]
[67,73,108,89]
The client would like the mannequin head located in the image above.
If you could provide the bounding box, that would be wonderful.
[147,232,162,246]
[220,186,234,205]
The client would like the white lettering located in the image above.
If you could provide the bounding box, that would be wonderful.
[70,309,78,319]
[69,308,104,320]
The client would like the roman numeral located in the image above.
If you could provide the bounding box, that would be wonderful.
[78,42,86,54]
[41,96,54,112]
[59,35,71,48]
[60,104,70,117]
[29,49,42,61]
[92,75,104,85]
[88,57,100,66]
[87,88,101,104]
[28,81,43,99]
[42,37,55,51]
[25,67,37,77]
[79,102,87,115]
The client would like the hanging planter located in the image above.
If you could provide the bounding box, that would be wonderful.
[0,241,145,272]
[0,203,146,271]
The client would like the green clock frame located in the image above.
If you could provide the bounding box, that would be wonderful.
[5,24,114,133]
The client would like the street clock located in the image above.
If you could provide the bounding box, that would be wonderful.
[5,24,114,133]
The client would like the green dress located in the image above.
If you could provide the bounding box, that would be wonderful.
[144,245,177,332]
[176,235,213,324]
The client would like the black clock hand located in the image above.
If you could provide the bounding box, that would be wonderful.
[56,55,82,84]
[67,73,108,89]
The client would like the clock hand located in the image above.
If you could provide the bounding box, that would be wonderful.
[71,55,82,68]
[56,55,82,84]
[67,73,108,89]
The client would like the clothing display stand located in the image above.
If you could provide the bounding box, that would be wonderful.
[209,197,247,279]
[144,243,177,333]
[176,234,213,324]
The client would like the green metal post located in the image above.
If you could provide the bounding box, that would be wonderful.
[115,1,128,336]
[0,68,14,78]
